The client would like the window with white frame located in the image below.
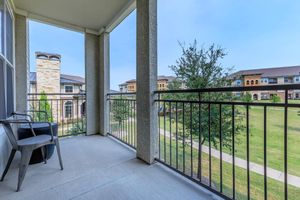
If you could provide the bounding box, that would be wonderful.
[0,0,14,119]
[64,101,73,118]
[65,85,73,93]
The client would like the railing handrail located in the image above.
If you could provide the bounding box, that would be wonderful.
[28,93,86,96]
[107,92,136,96]
[106,84,300,95]
[154,83,300,94]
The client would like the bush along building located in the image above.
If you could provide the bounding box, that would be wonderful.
[29,52,85,122]
[230,65,300,100]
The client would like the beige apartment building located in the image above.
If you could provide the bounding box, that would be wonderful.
[231,65,300,100]
[29,52,85,121]
[119,75,179,92]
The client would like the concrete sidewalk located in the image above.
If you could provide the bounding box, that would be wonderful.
[160,129,300,188]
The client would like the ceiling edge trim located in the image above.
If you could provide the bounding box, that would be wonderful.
[102,0,136,34]
[11,0,99,34]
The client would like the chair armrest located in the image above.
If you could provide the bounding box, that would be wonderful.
[1,119,37,137]
[12,112,33,122]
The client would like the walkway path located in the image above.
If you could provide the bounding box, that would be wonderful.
[160,129,300,188]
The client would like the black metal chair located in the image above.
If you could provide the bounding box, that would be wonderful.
[0,112,63,192]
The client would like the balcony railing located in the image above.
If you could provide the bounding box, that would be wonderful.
[27,93,86,137]
[107,92,137,148]
[155,84,300,200]
[108,84,300,200]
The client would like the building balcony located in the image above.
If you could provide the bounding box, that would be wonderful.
[0,1,300,200]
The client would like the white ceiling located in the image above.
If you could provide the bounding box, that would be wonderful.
[12,0,135,33]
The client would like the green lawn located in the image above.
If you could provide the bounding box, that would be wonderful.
[159,135,299,200]
[159,105,300,177]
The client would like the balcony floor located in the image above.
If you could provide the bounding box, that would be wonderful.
[0,135,219,200]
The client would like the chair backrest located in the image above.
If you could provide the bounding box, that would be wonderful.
[0,121,18,149]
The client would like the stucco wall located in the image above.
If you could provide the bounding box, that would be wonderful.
[0,126,11,174]
[277,77,284,84]
[15,14,29,112]
[85,33,100,135]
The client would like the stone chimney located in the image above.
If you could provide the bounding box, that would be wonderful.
[36,52,61,93]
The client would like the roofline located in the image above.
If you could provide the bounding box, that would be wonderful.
[120,75,176,85]
[30,81,84,85]
[234,65,300,74]
[30,72,85,84]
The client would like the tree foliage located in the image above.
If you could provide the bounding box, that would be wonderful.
[166,41,244,151]
[33,92,53,122]
[270,95,281,103]
[111,98,130,126]
[242,92,253,103]
[170,41,232,89]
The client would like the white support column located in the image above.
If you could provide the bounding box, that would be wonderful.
[99,32,110,136]
[85,33,100,135]
[136,0,158,164]
[15,14,29,112]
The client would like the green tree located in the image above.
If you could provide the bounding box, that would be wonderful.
[36,92,53,122]
[167,41,244,150]
[242,92,253,103]
[270,95,281,103]
[111,97,130,127]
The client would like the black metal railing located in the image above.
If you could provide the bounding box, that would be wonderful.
[107,92,137,148]
[27,93,86,137]
[155,84,300,200]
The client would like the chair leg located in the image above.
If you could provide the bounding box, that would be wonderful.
[41,146,47,164]
[1,149,16,181]
[17,147,33,192]
[54,139,63,170]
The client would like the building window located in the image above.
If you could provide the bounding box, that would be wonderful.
[296,78,299,82]
[0,59,5,119]
[81,102,86,116]
[261,93,269,100]
[6,64,13,116]
[251,80,254,85]
[246,80,250,85]
[255,80,258,84]
[284,77,290,83]
[0,0,4,54]
[5,4,12,64]
[0,1,14,119]
[269,78,277,84]
[253,94,258,100]
[64,101,73,118]
[65,85,73,93]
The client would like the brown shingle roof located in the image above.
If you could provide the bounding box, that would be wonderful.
[30,72,85,84]
[231,65,300,78]
[120,76,176,85]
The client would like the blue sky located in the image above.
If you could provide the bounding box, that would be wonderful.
[29,20,84,77]
[30,0,300,90]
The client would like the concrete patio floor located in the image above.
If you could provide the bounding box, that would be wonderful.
[0,135,220,200]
